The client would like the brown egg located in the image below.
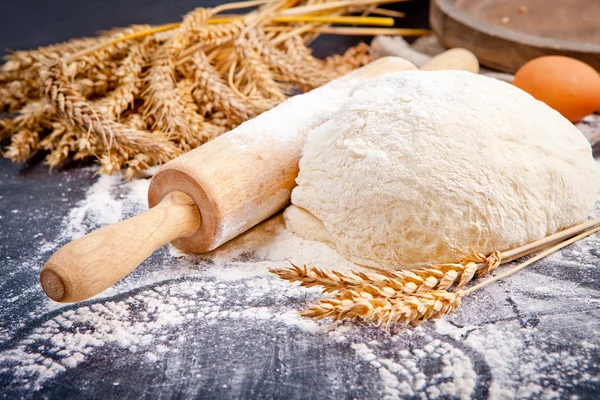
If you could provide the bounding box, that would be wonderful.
[513,56,600,122]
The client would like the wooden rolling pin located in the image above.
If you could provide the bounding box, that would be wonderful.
[40,50,479,303]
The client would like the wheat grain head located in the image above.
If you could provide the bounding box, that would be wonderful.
[301,289,464,329]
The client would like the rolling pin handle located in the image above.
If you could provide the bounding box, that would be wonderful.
[40,191,201,303]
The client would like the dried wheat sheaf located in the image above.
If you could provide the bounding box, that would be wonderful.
[1,0,427,178]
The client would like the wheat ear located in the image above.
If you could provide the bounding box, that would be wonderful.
[73,62,121,99]
[67,25,152,78]
[93,39,156,118]
[271,251,501,297]
[42,122,85,168]
[143,9,212,135]
[3,100,54,161]
[3,36,101,74]
[0,80,33,112]
[177,78,226,146]
[174,19,248,63]
[251,30,334,91]
[42,61,179,169]
[233,33,286,102]
[324,42,373,75]
[189,52,258,126]
[302,289,463,329]
[0,118,12,139]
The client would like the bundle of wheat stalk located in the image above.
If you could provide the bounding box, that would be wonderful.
[271,218,600,329]
[0,0,426,178]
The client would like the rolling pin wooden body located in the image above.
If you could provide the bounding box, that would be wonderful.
[40,51,479,303]
[41,56,418,303]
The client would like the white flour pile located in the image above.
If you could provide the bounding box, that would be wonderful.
[1,128,599,398]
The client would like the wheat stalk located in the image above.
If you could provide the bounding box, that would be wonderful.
[463,224,600,294]
[273,220,600,328]
[281,0,401,17]
[3,100,54,161]
[363,7,405,18]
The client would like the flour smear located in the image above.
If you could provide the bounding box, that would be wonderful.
[1,126,599,398]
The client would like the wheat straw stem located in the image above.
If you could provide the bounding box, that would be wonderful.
[241,0,295,35]
[281,0,403,17]
[465,224,600,295]
[271,24,314,45]
[274,15,394,25]
[64,24,179,63]
[227,59,250,100]
[207,15,394,25]
[499,217,600,263]
[367,7,405,18]
[281,0,300,11]
[266,26,429,37]
[499,237,563,264]
[212,0,278,15]
[240,0,292,34]
[310,27,429,36]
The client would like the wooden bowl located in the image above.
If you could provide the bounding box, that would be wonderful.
[430,0,600,73]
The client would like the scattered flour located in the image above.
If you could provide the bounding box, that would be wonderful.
[352,335,476,400]
[435,317,599,400]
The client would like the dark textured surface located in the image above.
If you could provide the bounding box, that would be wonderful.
[1,1,600,399]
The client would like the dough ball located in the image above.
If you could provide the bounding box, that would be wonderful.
[285,70,600,269]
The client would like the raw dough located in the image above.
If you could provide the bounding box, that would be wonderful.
[285,70,600,269]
